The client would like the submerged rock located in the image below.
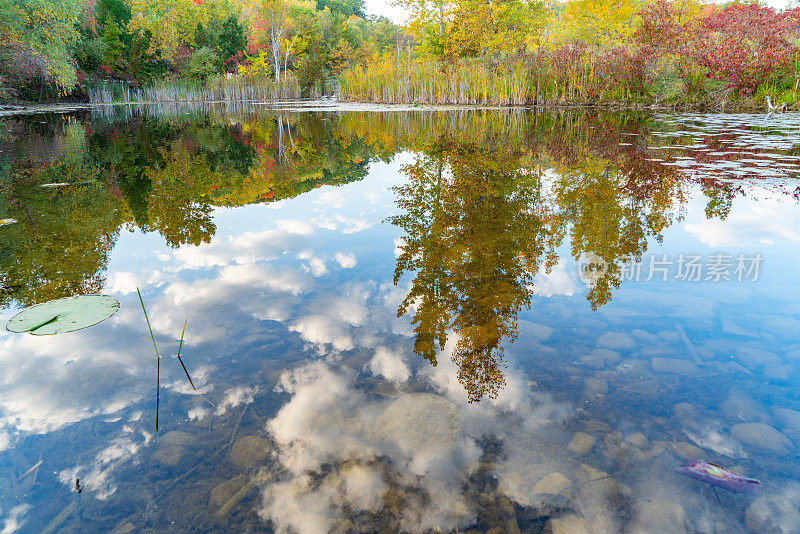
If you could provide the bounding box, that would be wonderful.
[568,432,595,455]
[584,378,609,396]
[671,442,705,461]
[575,465,629,533]
[735,348,781,368]
[580,349,621,369]
[657,330,681,344]
[632,499,689,534]
[547,514,591,534]
[594,348,622,365]
[764,363,794,383]
[625,432,649,449]
[745,495,800,534]
[773,408,800,441]
[731,423,793,454]
[597,332,635,351]
[373,393,460,452]
[721,390,770,423]
[533,472,572,496]
[152,431,194,466]
[631,329,661,345]
[579,353,606,370]
[229,435,270,468]
[651,357,699,375]
[210,474,249,507]
[674,402,699,422]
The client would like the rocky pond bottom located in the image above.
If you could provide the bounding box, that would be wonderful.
[1,106,800,532]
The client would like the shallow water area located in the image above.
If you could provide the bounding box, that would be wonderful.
[1,104,800,532]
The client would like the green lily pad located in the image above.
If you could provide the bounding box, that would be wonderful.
[6,295,120,335]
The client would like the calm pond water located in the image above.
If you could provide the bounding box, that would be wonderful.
[2,104,800,533]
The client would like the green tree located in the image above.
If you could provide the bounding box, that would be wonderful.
[4,0,83,89]
[102,23,126,70]
[316,0,365,17]
[74,36,108,72]
[96,0,132,30]
[217,14,247,63]
[128,28,164,84]
[188,46,221,82]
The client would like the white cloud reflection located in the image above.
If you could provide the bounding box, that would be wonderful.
[258,336,574,533]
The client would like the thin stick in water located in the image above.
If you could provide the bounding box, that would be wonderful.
[137,288,160,431]
[176,317,196,390]
[156,354,160,431]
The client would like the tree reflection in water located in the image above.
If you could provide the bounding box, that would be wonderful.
[0,108,782,401]
[389,112,760,402]
[390,138,556,402]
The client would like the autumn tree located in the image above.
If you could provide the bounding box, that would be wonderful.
[0,0,83,90]
[127,0,202,58]
[557,0,640,47]
[247,0,300,81]
[447,0,545,57]
[688,3,800,95]
[393,0,453,56]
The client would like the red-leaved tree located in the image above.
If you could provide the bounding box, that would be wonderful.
[689,4,800,95]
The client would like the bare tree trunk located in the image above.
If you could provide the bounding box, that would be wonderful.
[277,114,286,164]
[270,29,281,83]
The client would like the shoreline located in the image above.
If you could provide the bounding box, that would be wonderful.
[0,99,781,117]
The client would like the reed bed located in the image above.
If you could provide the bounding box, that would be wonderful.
[339,49,652,106]
[340,60,532,105]
[88,73,302,104]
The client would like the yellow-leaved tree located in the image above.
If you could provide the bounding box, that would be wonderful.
[127,0,205,57]
[447,0,546,57]
[560,0,642,47]
[392,0,455,57]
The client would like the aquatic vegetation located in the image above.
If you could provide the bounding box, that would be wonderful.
[176,317,195,391]
[137,288,198,431]
[86,75,302,104]
[137,287,162,431]
[5,294,120,335]
[675,460,761,495]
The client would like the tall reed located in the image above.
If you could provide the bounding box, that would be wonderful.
[88,73,302,104]
[339,50,651,106]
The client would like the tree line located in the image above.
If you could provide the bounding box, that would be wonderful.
[0,0,405,102]
[341,0,800,108]
[2,0,799,107]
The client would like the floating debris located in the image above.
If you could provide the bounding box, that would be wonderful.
[675,460,761,494]
[39,180,94,188]
[0,218,16,225]
[6,295,120,335]
[17,458,43,482]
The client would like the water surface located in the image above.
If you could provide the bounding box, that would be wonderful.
[1,105,800,533]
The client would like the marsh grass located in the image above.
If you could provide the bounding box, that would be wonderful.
[88,73,302,104]
[339,52,654,106]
